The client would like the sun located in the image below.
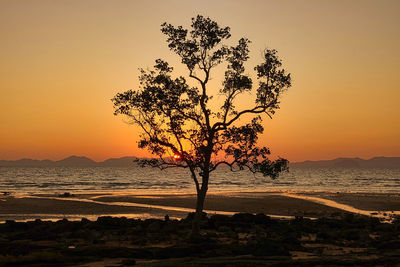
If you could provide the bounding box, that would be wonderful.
[173,154,181,160]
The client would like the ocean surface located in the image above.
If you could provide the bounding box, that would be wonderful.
[1,166,400,194]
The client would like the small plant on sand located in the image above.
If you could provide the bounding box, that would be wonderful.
[112,15,291,237]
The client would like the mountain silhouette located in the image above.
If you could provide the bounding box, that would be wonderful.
[290,157,400,168]
[54,156,97,167]
[0,156,137,167]
[0,156,398,168]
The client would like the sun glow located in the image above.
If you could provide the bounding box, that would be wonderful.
[0,1,399,161]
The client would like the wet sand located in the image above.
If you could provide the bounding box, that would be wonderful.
[1,191,399,221]
[302,192,400,211]
[0,195,189,221]
[92,194,348,217]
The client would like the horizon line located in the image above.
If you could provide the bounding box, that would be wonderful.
[1,155,399,164]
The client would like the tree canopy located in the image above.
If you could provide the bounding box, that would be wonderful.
[112,15,292,235]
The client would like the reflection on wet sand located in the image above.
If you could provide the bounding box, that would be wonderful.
[282,193,400,222]
[1,191,399,222]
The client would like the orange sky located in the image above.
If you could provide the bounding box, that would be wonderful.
[1,0,399,162]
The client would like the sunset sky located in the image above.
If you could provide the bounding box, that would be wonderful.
[1,0,399,162]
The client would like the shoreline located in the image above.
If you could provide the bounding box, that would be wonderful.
[1,191,399,222]
[9,188,400,196]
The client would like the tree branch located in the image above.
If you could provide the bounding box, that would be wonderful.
[213,104,273,132]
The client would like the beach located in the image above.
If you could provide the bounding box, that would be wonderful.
[1,191,399,222]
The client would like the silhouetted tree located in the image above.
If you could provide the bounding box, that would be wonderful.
[112,15,291,237]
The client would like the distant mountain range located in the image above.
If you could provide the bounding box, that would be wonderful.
[289,157,400,168]
[0,156,399,168]
[0,156,138,167]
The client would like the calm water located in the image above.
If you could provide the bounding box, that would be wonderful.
[1,166,400,194]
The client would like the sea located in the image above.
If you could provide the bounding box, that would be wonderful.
[1,166,400,195]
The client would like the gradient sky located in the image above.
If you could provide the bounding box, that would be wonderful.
[1,0,399,162]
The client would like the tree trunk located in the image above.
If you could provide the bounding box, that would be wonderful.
[191,148,211,239]
[191,188,207,238]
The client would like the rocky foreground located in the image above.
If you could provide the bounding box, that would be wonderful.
[0,213,400,266]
